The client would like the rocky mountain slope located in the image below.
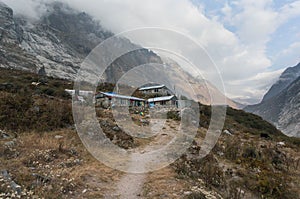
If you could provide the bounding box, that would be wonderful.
[0,1,242,108]
[0,2,160,80]
[262,62,300,102]
[245,63,300,137]
[161,57,243,108]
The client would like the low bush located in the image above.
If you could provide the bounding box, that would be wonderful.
[167,110,180,121]
[0,91,73,133]
[174,154,225,188]
[185,192,207,199]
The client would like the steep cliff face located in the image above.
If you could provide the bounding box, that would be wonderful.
[277,77,300,137]
[262,63,300,102]
[0,2,40,71]
[0,2,162,80]
[0,2,242,108]
[245,64,300,137]
[0,2,17,43]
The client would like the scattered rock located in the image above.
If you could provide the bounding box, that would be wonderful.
[33,105,40,112]
[54,135,64,139]
[82,189,87,194]
[112,126,120,132]
[4,139,17,148]
[100,120,108,127]
[74,159,81,164]
[32,173,51,184]
[31,82,40,86]
[1,170,10,179]
[276,142,285,147]
[140,119,149,125]
[10,181,22,194]
[112,135,118,144]
[0,129,10,139]
[184,191,192,195]
[1,170,22,195]
[253,168,261,174]
[223,129,232,136]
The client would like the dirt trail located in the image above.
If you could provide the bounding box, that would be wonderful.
[105,119,180,198]
[109,172,146,198]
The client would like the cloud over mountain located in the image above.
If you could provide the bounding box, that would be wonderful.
[3,0,300,104]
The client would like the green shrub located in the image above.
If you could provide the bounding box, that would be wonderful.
[167,110,180,121]
[174,154,225,188]
[0,91,73,132]
[41,87,55,96]
[242,146,258,159]
[185,192,207,199]
[225,107,281,136]
[224,138,240,161]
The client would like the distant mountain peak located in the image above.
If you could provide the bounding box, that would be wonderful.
[245,62,300,137]
[262,62,300,102]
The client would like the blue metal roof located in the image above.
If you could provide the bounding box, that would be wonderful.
[97,92,145,101]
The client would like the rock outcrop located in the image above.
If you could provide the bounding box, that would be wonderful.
[0,2,161,80]
[245,63,300,137]
[262,62,300,102]
[0,2,241,108]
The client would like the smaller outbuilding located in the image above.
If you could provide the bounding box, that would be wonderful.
[65,89,94,96]
[139,84,171,96]
[147,95,178,107]
[65,89,94,103]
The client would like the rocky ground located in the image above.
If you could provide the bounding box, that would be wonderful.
[1,68,300,198]
[1,108,300,199]
[0,116,221,199]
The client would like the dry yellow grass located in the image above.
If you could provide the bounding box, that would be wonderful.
[1,113,299,198]
[0,129,124,198]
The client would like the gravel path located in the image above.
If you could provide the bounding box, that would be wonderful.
[105,119,179,198]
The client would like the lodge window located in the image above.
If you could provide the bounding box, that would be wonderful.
[160,101,166,105]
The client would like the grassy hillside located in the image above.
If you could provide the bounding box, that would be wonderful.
[0,68,73,132]
[0,68,299,198]
[175,106,300,198]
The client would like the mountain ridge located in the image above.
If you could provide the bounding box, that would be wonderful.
[0,1,241,108]
[262,62,300,102]
[0,2,161,80]
[245,63,300,137]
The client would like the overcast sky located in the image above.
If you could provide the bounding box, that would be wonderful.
[3,0,300,104]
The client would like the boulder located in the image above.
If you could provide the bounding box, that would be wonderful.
[112,126,120,132]
[223,129,232,136]
[0,129,10,139]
